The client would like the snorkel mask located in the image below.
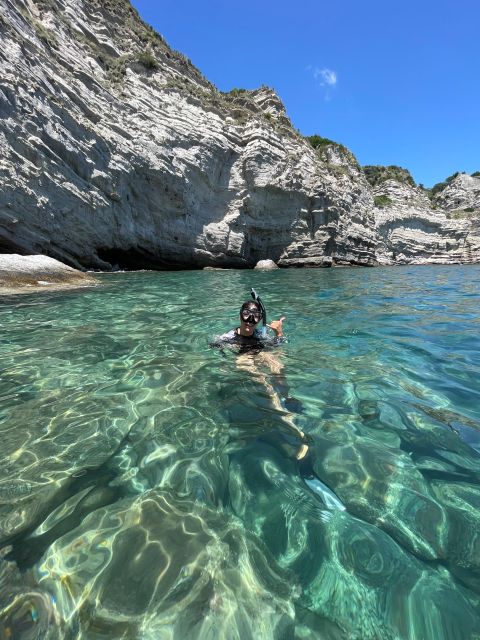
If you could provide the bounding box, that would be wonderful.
[241,306,262,325]
[250,288,267,337]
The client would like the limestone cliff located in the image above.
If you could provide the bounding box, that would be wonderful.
[0,0,376,270]
[367,167,480,265]
[0,0,478,269]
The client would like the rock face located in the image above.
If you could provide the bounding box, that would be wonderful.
[369,168,480,265]
[0,253,97,291]
[434,172,480,211]
[0,0,478,269]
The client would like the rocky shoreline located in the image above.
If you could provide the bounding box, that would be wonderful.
[0,0,479,270]
[0,254,97,294]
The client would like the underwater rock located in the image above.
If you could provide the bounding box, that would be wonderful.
[0,556,63,639]
[432,481,480,592]
[123,404,231,508]
[37,489,296,639]
[227,443,480,640]
[310,507,480,640]
[309,433,448,560]
[412,455,470,481]
[396,408,480,478]
[0,388,132,547]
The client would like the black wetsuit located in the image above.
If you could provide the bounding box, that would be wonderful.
[210,328,283,354]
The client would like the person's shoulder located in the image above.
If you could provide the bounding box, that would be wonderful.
[209,328,238,348]
[219,329,237,340]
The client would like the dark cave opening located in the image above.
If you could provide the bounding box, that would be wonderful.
[324,237,336,255]
[96,247,195,271]
[0,235,27,254]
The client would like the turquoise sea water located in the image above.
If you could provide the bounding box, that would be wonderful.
[0,265,480,639]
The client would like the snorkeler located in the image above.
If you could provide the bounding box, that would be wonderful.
[211,289,308,455]
[211,288,345,512]
[214,288,286,352]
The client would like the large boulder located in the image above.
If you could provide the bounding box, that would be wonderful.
[0,254,97,293]
[254,259,278,270]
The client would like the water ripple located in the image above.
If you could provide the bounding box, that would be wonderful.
[0,265,479,638]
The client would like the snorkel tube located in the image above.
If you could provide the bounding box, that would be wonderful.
[251,288,267,337]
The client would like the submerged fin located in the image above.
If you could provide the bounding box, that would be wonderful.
[303,476,346,511]
[283,396,304,413]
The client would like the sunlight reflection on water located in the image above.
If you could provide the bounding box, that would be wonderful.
[0,265,480,639]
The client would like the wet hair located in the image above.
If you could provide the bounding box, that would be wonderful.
[240,300,261,313]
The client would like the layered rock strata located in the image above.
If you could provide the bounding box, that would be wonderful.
[371,171,480,265]
[0,0,478,269]
[0,0,376,270]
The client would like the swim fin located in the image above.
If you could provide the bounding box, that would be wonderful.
[303,476,346,511]
[283,396,304,413]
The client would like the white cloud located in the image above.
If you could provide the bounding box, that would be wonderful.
[306,66,338,101]
[313,67,337,86]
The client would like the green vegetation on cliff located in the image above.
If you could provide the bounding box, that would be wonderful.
[446,207,477,219]
[305,134,349,154]
[137,50,159,70]
[305,135,360,170]
[32,19,58,48]
[429,172,462,198]
[227,88,248,97]
[363,165,416,188]
[374,195,393,208]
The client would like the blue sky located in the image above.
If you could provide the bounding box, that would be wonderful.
[131,0,479,187]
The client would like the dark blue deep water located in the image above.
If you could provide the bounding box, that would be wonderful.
[1,265,480,639]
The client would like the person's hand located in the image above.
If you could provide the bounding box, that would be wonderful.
[267,316,286,337]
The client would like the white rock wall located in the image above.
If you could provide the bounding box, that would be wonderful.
[0,0,478,269]
[373,179,480,265]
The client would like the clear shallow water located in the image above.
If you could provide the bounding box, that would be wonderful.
[0,265,479,639]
